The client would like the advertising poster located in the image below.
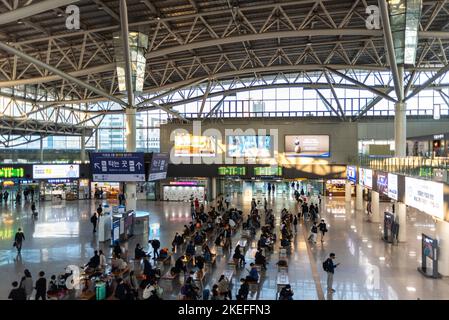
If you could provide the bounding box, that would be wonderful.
[174,134,216,157]
[284,135,330,158]
[423,235,434,260]
[387,173,398,200]
[227,136,272,158]
[33,164,79,179]
[346,166,357,183]
[377,172,388,195]
[359,168,373,189]
[405,177,444,219]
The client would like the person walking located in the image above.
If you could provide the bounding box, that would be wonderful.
[90,212,98,233]
[293,215,298,233]
[35,271,47,300]
[31,201,37,218]
[225,194,231,209]
[307,222,318,243]
[150,239,160,259]
[96,204,103,216]
[324,253,339,294]
[367,200,372,216]
[318,219,328,242]
[20,269,33,300]
[14,228,25,254]
[217,274,231,300]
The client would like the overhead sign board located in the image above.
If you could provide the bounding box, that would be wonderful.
[148,153,169,181]
[90,152,145,182]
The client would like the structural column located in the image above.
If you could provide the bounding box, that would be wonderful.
[396,202,407,242]
[345,181,352,203]
[394,101,407,157]
[436,220,449,276]
[80,130,86,164]
[211,177,217,202]
[371,191,380,223]
[356,184,363,211]
[125,107,137,211]
[39,137,44,163]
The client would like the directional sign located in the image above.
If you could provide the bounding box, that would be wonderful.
[148,153,169,181]
[90,152,145,182]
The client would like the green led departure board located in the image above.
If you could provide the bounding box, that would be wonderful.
[0,167,24,178]
[218,167,246,176]
[254,166,282,176]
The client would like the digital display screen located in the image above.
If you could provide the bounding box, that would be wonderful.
[346,166,357,183]
[405,177,444,220]
[284,135,330,158]
[174,134,216,157]
[227,136,272,158]
[359,168,373,189]
[387,173,398,200]
[218,167,246,176]
[0,167,24,178]
[254,166,282,176]
[423,234,435,260]
[377,172,388,196]
[33,165,79,179]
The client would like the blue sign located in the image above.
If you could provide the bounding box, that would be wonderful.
[346,166,357,183]
[90,152,145,182]
[148,153,169,181]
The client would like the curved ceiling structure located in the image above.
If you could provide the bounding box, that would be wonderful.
[1,0,449,125]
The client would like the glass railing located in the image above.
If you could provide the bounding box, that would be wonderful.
[358,155,449,183]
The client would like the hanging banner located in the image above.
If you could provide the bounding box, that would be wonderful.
[90,152,145,182]
[148,153,169,181]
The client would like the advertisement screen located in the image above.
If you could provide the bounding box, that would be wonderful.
[387,173,398,200]
[174,134,216,157]
[33,165,79,179]
[377,172,388,196]
[346,166,357,183]
[405,177,444,219]
[254,166,282,176]
[358,168,373,189]
[218,167,246,176]
[284,135,330,158]
[423,235,434,260]
[227,136,272,158]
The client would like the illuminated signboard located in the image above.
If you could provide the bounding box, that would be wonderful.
[405,177,444,220]
[346,166,357,183]
[218,167,246,176]
[33,165,79,179]
[358,168,373,189]
[174,134,217,157]
[227,136,272,158]
[254,166,282,176]
[0,167,24,178]
[284,135,330,158]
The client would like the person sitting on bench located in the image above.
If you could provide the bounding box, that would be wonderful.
[246,263,259,282]
[233,245,246,267]
[193,232,204,245]
[135,243,147,260]
[203,245,212,262]
[186,241,196,257]
[255,249,267,270]
[85,250,100,271]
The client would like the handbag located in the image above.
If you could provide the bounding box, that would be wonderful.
[13,241,17,247]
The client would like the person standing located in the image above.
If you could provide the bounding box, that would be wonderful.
[367,200,372,216]
[3,190,9,204]
[272,184,275,194]
[217,274,231,300]
[150,239,160,259]
[264,197,268,211]
[307,222,318,243]
[324,253,339,294]
[96,204,103,216]
[90,212,98,233]
[318,219,328,242]
[35,271,47,300]
[267,183,271,195]
[20,269,33,300]
[31,201,37,217]
[14,228,25,254]
[225,194,231,209]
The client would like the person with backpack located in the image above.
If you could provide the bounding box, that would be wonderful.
[8,281,26,300]
[279,284,294,300]
[14,228,25,254]
[318,219,328,242]
[323,253,340,294]
[90,213,98,233]
[308,222,318,243]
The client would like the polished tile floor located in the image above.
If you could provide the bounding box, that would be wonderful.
[0,192,447,300]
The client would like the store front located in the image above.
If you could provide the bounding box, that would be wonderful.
[91,182,120,200]
[33,164,81,201]
[407,133,449,157]
[325,179,346,197]
[161,179,208,202]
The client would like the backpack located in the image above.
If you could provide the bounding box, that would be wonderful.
[322,259,330,272]
[90,215,96,223]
